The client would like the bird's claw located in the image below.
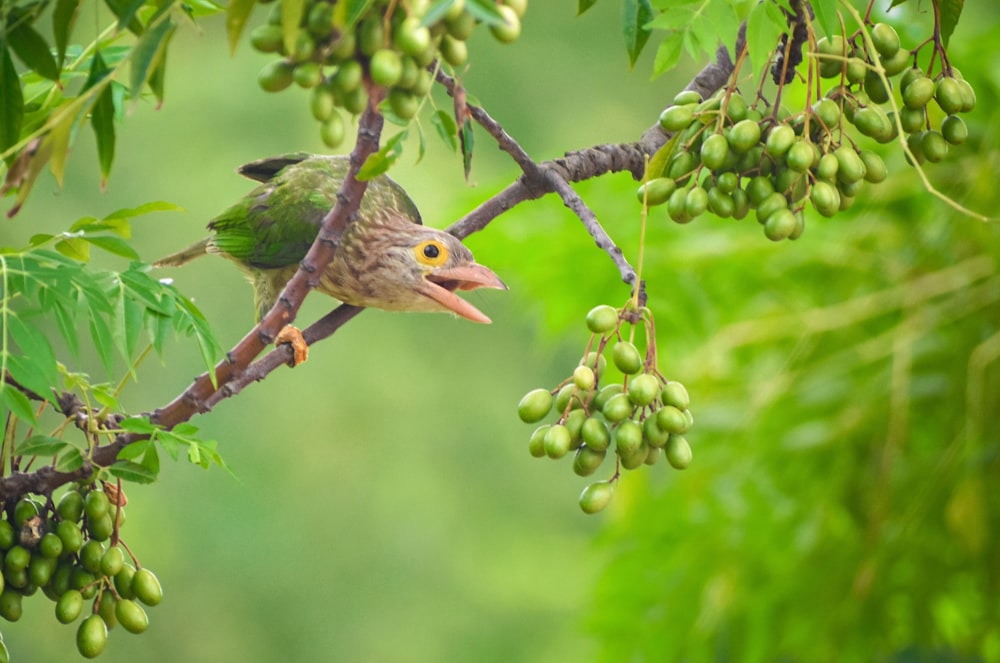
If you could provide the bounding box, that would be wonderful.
[275,325,309,366]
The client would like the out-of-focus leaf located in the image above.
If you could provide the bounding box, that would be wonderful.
[651,31,683,78]
[56,448,84,472]
[53,0,82,67]
[745,0,786,80]
[109,460,158,483]
[1,137,52,218]
[226,0,257,54]
[809,0,838,39]
[0,41,24,153]
[48,103,78,186]
[579,0,599,15]
[281,0,305,58]
[55,237,90,261]
[87,297,116,375]
[130,16,175,98]
[358,131,407,180]
[15,435,71,457]
[104,0,145,34]
[1,383,38,426]
[85,52,116,186]
[6,313,60,393]
[466,0,504,24]
[105,200,184,221]
[119,417,158,434]
[8,21,60,81]
[83,236,140,260]
[938,0,964,47]
[622,0,653,68]
[431,110,459,152]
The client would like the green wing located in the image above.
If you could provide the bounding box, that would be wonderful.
[207,154,422,270]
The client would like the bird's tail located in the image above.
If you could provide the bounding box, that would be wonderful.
[152,238,211,268]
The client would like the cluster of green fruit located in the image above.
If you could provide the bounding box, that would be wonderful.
[250,0,527,147]
[0,485,162,659]
[517,304,694,514]
[644,22,976,242]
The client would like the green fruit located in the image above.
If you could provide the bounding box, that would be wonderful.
[306,2,334,38]
[490,5,521,43]
[80,540,104,574]
[764,124,796,158]
[935,77,964,115]
[656,405,689,435]
[543,425,572,459]
[554,383,579,413]
[900,107,925,133]
[921,130,948,162]
[387,88,420,120]
[51,562,73,596]
[715,171,739,194]
[116,598,149,634]
[132,568,162,607]
[834,145,866,183]
[880,47,910,76]
[357,14,384,56]
[88,513,114,542]
[627,373,660,407]
[764,209,798,241]
[707,187,734,218]
[902,76,935,109]
[637,178,676,206]
[667,149,696,182]
[905,131,926,165]
[319,111,345,148]
[746,175,775,206]
[56,589,84,624]
[724,93,747,122]
[572,446,606,477]
[727,119,761,153]
[249,24,284,53]
[57,491,86,523]
[518,388,553,423]
[602,393,633,423]
[293,62,322,88]
[661,381,690,410]
[645,445,662,466]
[289,30,316,62]
[369,49,402,87]
[4,545,30,573]
[814,153,839,181]
[564,409,587,449]
[0,521,14,551]
[77,614,108,658]
[755,192,788,223]
[673,90,702,105]
[810,180,840,218]
[115,565,136,600]
[394,17,432,57]
[612,341,643,375]
[579,481,614,514]
[592,384,623,412]
[941,115,968,145]
[853,106,893,142]
[684,185,709,218]
[341,87,368,115]
[446,11,476,40]
[786,140,817,172]
[667,188,692,224]
[659,104,695,132]
[700,133,729,171]
[333,60,363,93]
[614,420,643,456]
[56,520,83,553]
[39,531,63,559]
[327,31,356,61]
[665,435,693,469]
[956,78,977,112]
[570,366,595,393]
[528,425,549,458]
[581,417,611,452]
[870,23,900,59]
[439,35,468,67]
[257,59,295,92]
[311,85,336,122]
[731,188,750,220]
[864,69,891,104]
[845,57,867,84]
[28,555,57,586]
[811,98,841,128]
[13,498,39,527]
[859,151,888,183]
[97,592,118,628]
[0,589,22,622]
[101,547,125,577]
[580,351,608,375]
[643,415,670,448]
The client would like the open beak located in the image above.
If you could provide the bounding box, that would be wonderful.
[418,263,508,324]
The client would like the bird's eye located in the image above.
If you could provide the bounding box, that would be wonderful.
[415,240,448,266]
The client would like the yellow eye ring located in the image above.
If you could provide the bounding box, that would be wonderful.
[415,240,449,266]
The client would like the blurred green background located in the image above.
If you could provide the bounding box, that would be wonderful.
[2,1,1000,662]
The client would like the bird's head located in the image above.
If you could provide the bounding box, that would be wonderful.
[325,211,507,323]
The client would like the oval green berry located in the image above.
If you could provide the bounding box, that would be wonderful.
[764,209,798,241]
[572,446,606,477]
[116,599,149,634]
[665,435,693,469]
[728,119,761,153]
[700,133,730,171]
[579,481,614,514]
[602,393,633,423]
[627,373,660,407]
[528,425,550,458]
[56,589,84,624]
[637,178,676,206]
[871,23,900,59]
[612,341,643,375]
[77,614,108,658]
[585,305,619,334]
[659,104,695,132]
[941,115,968,145]
[581,417,611,452]
[131,568,162,607]
[543,425,572,459]
[614,420,643,456]
[518,389,553,423]
[902,76,935,109]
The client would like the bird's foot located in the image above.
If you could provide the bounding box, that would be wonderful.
[275,325,309,366]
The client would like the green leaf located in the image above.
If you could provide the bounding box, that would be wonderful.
[53,0,82,67]
[55,237,90,261]
[281,0,305,57]
[745,0,786,81]
[2,382,38,426]
[809,0,838,39]
[651,30,684,78]
[119,417,157,434]
[336,0,375,30]
[15,435,71,457]
[103,0,145,34]
[578,0,599,15]
[56,448,84,472]
[174,292,223,374]
[465,0,504,24]
[6,313,60,393]
[8,21,60,82]
[116,438,151,460]
[129,16,175,98]
[87,297,116,376]
[0,41,24,153]
[85,53,116,186]
[113,283,144,360]
[430,110,459,152]
[358,131,408,180]
[104,200,184,222]
[622,0,654,67]
[225,0,258,54]
[109,460,158,483]
[938,0,964,47]
[460,117,474,181]
[83,235,140,260]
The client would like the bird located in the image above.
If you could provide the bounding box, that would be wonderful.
[155,153,506,363]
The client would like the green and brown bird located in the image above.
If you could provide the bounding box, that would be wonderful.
[155,153,505,360]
